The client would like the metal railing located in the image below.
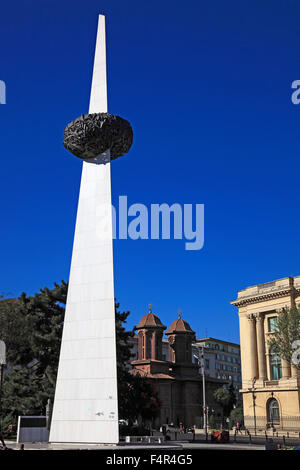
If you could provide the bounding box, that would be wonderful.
[244,414,300,432]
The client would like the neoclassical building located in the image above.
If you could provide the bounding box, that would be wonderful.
[130,308,225,428]
[231,276,300,433]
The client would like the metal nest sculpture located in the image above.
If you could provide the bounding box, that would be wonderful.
[63,113,133,163]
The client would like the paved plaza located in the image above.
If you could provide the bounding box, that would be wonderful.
[1,439,265,451]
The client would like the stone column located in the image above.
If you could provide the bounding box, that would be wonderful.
[138,331,143,360]
[291,364,299,378]
[151,331,156,360]
[248,314,258,382]
[265,350,271,381]
[281,358,291,379]
[255,314,267,381]
[151,330,157,360]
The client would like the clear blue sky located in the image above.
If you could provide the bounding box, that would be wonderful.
[1,0,300,344]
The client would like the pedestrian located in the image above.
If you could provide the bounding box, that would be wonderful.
[0,430,5,448]
[236,421,242,434]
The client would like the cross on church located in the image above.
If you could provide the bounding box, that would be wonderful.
[178,309,182,319]
[149,303,152,313]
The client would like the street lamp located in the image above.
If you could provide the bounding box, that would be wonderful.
[270,391,274,430]
[0,340,6,447]
[0,341,5,380]
[194,345,207,439]
[248,377,257,435]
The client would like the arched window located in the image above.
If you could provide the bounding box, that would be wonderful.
[267,398,280,425]
[142,333,145,359]
[146,333,152,359]
[270,346,282,380]
[185,340,190,361]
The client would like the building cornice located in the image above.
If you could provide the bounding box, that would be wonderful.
[241,386,299,393]
[231,287,299,308]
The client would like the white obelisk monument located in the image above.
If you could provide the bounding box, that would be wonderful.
[50,15,119,444]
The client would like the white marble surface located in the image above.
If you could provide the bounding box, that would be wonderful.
[49,15,119,444]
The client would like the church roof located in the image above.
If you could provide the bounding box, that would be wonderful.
[135,312,166,329]
[165,317,195,335]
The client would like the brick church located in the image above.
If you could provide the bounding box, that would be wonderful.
[130,307,224,428]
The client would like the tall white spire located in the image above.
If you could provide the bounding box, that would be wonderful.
[50,15,119,444]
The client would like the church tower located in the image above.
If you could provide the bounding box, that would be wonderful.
[135,304,166,361]
[165,311,196,364]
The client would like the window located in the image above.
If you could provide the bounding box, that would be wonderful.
[268,316,278,333]
[270,347,282,380]
[267,398,280,425]
[142,334,145,359]
[146,334,151,359]
[205,359,210,369]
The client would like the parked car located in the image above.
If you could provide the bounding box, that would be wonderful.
[186,426,195,433]
[160,424,181,434]
[118,419,128,426]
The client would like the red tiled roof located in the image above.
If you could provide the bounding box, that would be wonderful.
[165,318,195,334]
[135,312,166,329]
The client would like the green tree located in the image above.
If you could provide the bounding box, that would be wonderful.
[0,281,160,434]
[0,294,33,366]
[268,306,300,369]
[1,368,51,418]
[114,301,136,419]
[27,281,67,388]
[0,283,66,436]
[229,407,244,429]
[114,305,161,425]
[123,373,161,427]
[213,385,236,420]
[228,381,237,411]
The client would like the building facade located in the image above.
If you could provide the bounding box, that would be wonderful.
[130,336,242,404]
[129,308,225,428]
[193,338,242,405]
[231,276,300,433]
